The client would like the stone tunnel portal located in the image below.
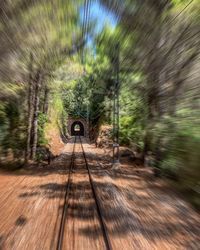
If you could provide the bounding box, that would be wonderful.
[71,121,84,136]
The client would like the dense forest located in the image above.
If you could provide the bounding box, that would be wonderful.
[0,0,200,208]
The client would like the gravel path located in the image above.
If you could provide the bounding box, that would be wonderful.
[82,138,200,250]
[0,137,199,250]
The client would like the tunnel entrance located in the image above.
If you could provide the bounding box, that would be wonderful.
[71,121,84,136]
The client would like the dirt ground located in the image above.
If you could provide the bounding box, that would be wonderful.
[0,137,199,250]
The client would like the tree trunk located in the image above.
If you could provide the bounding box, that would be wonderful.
[31,70,42,160]
[142,130,150,164]
[25,53,34,163]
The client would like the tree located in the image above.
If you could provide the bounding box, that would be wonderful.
[0,0,84,162]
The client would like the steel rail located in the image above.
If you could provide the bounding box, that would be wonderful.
[57,136,77,250]
[57,136,112,250]
[79,136,113,250]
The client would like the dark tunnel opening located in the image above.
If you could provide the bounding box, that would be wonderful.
[71,121,84,136]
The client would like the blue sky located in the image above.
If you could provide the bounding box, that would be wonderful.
[89,0,118,33]
[80,0,118,47]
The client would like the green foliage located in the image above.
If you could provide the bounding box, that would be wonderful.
[159,123,200,208]
[119,73,146,149]
[38,112,48,146]
[120,116,144,148]
[161,124,200,183]
[0,0,83,163]
[0,103,7,125]
[0,84,26,159]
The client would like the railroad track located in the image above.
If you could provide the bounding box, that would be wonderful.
[57,136,112,250]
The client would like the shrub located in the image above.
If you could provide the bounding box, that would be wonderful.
[38,112,48,146]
